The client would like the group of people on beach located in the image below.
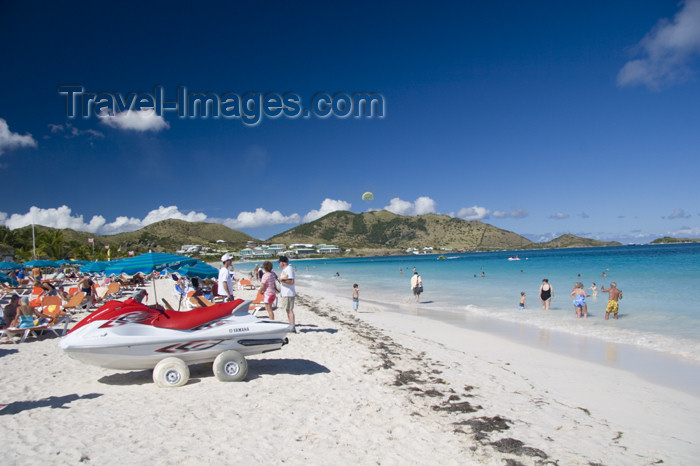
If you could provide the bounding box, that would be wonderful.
[520,278,623,319]
[220,255,298,331]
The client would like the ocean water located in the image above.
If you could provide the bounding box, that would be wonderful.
[238,244,700,390]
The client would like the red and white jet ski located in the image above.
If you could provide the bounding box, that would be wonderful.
[59,298,293,387]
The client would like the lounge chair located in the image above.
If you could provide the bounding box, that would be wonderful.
[0,300,63,344]
[41,303,71,337]
[63,292,88,311]
[239,279,256,290]
[189,294,215,308]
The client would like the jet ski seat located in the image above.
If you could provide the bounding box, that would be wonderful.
[153,299,245,330]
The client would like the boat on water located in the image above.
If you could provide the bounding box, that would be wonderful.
[507,255,520,261]
[59,298,293,387]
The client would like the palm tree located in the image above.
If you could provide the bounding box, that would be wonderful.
[38,230,66,260]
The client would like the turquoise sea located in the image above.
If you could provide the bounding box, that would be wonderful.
[248,243,700,391]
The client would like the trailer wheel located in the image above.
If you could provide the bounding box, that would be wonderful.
[153,357,190,388]
[213,350,248,382]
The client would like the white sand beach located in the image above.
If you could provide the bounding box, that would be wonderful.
[1,278,698,465]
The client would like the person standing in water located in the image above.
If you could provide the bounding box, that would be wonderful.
[601,282,623,320]
[411,272,423,303]
[352,284,359,312]
[539,278,553,310]
[589,282,598,298]
[570,282,589,318]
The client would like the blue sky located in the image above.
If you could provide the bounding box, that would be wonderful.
[1,1,699,244]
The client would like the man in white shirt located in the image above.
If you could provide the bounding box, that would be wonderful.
[218,253,235,301]
[278,255,296,331]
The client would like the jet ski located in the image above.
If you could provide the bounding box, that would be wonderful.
[59,298,293,387]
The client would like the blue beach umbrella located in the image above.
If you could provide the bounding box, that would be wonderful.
[176,260,218,279]
[57,259,88,265]
[0,261,22,270]
[80,261,112,274]
[23,260,60,268]
[103,252,197,276]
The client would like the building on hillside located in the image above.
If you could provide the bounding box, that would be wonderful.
[316,244,340,254]
[266,244,286,255]
[291,248,315,256]
[177,245,201,254]
[290,243,314,249]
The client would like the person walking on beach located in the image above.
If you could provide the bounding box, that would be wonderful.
[601,282,622,320]
[258,261,278,320]
[570,282,589,318]
[518,292,526,310]
[218,253,235,302]
[278,256,297,331]
[352,283,359,312]
[411,272,423,303]
[539,278,553,310]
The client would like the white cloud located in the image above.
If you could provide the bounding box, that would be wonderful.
[1,205,208,235]
[0,118,37,155]
[223,208,301,229]
[384,196,436,216]
[493,208,528,219]
[672,226,700,236]
[302,199,352,223]
[667,208,691,219]
[548,212,569,220]
[618,0,700,89]
[98,109,170,132]
[456,205,490,220]
[48,122,104,139]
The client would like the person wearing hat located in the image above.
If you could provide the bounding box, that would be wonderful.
[277,255,297,331]
[218,253,235,302]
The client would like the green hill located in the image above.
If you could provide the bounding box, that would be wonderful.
[8,219,257,261]
[269,210,533,251]
[536,234,621,249]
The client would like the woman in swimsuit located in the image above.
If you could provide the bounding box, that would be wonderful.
[539,278,553,310]
[570,282,589,318]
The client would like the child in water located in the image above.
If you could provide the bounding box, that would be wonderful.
[518,292,526,310]
[352,284,359,312]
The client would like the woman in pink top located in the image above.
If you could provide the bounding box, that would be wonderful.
[258,261,278,320]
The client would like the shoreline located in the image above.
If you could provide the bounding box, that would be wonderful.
[294,281,700,464]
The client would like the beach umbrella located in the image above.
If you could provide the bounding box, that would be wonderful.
[57,259,87,265]
[80,261,112,274]
[103,252,197,276]
[0,261,22,270]
[23,260,60,268]
[176,260,218,279]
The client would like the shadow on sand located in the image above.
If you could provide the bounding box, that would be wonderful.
[0,393,102,416]
[246,358,330,380]
[97,358,329,385]
[0,348,19,359]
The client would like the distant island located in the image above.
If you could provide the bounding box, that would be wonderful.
[650,237,700,244]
